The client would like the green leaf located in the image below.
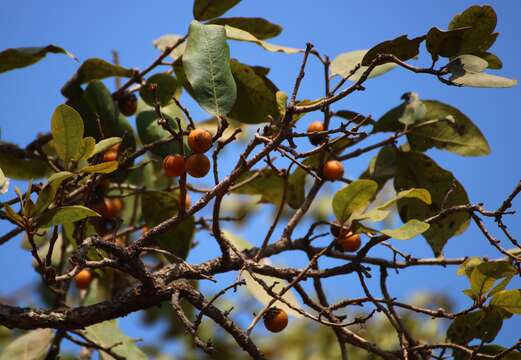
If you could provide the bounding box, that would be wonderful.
[409,100,490,156]
[332,179,378,223]
[380,219,430,240]
[153,34,187,60]
[3,203,24,226]
[73,136,96,162]
[91,137,122,158]
[83,81,118,140]
[141,191,194,259]
[232,169,285,205]
[136,111,185,158]
[375,97,491,157]
[374,92,425,130]
[450,72,517,88]
[0,148,50,180]
[361,35,425,66]
[457,257,483,277]
[80,161,118,174]
[224,230,303,318]
[224,25,300,54]
[490,289,521,314]
[83,320,146,360]
[0,45,75,74]
[208,17,282,40]
[474,52,502,69]
[360,146,398,191]
[447,309,503,344]
[287,166,306,209]
[425,27,471,62]
[0,329,53,360]
[330,49,397,81]
[448,54,489,75]
[193,0,241,21]
[449,5,498,54]
[36,205,100,228]
[227,59,279,124]
[0,167,7,194]
[61,58,135,96]
[355,188,431,222]
[394,151,470,256]
[470,261,517,297]
[51,104,84,164]
[33,171,74,215]
[139,73,181,107]
[183,21,237,116]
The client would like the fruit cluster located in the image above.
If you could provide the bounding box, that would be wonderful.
[163,128,213,178]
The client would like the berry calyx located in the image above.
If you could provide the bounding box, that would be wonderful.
[188,128,213,154]
[163,154,185,177]
[74,269,92,289]
[263,307,288,333]
[323,160,344,181]
[185,154,210,178]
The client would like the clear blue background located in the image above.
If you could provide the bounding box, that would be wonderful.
[1,0,520,356]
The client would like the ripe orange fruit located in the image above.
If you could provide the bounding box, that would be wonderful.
[163,154,185,177]
[307,121,326,145]
[74,269,92,289]
[185,154,210,178]
[323,160,344,181]
[117,93,138,117]
[337,232,361,252]
[93,198,124,219]
[103,149,118,162]
[188,128,213,154]
[264,307,288,333]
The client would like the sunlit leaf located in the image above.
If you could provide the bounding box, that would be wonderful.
[183,21,236,116]
[0,329,53,360]
[380,219,430,240]
[490,289,521,314]
[51,104,84,164]
[91,137,122,158]
[330,49,397,81]
[332,180,378,223]
[224,25,300,54]
[83,320,147,360]
[209,17,282,40]
[80,161,118,174]
[36,205,100,228]
[0,45,75,74]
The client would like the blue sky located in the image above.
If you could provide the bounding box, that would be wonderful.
[1,0,520,356]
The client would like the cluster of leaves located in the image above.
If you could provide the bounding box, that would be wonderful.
[0,1,520,359]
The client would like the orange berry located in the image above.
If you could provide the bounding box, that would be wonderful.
[93,198,124,219]
[74,269,92,289]
[307,121,326,145]
[185,154,210,178]
[103,149,118,162]
[142,225,149,236]
[323,160,344,181]
[264,307,288,333]
[188,128,213,154]
[117,93,138,117]
[337,232,361,252]
[163,154,185,177]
